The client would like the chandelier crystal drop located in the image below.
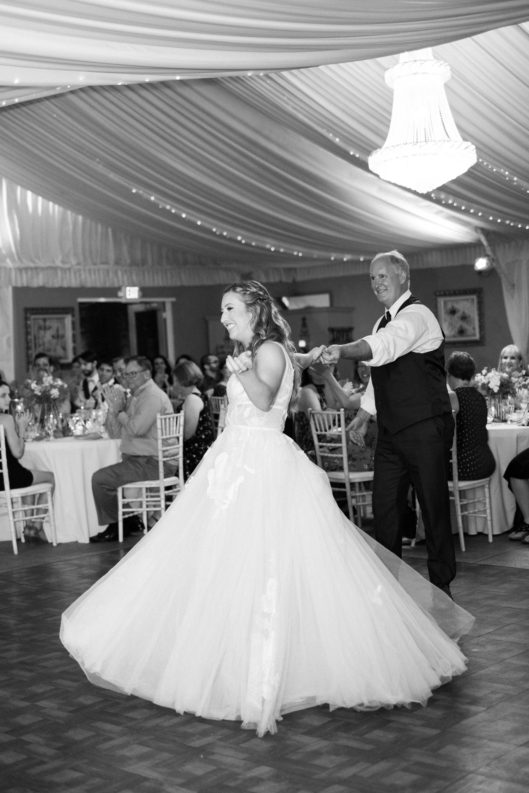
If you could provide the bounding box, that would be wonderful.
[368,49,477,193]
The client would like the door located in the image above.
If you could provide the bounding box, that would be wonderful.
[128,303,167,359]
[77,300,174,364]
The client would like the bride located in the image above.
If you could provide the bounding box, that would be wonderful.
[61,280,473,737]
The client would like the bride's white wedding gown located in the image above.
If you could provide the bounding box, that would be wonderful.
[61,346,474,736]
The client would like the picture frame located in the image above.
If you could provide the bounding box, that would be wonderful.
[435,289,483,344]
[25,308,75,366]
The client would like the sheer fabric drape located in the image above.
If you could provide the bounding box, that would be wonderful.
[495,241,529,363]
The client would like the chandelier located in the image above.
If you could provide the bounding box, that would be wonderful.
[368,49,477,194]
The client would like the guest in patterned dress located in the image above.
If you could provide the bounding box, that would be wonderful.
[172,359,215,480]
[447,352,496,480]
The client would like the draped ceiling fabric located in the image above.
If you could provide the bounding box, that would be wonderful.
[0,0,528,287]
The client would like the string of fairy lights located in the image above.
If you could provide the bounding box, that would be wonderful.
[127,148,529,264]
[129,186,362,262]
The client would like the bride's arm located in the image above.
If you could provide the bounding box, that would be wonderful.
[226,342,285,412]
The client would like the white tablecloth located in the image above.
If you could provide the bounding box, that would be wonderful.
[485,423,529,535]
[20,436,121,543]
[412,422,529,541]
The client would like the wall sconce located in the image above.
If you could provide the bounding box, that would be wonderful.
[474,256,494,274]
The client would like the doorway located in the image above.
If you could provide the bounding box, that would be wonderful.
[77,299,175,363]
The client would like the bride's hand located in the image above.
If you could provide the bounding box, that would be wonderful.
[226,351,252,375]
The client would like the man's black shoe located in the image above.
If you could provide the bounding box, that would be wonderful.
[437,583,453,600]
[90,518,144,542]
[103,523,119,541]
[122,515,145,537]
[90,522,118,543]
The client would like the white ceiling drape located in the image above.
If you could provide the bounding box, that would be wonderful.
[0,1,528,286]
[1,1,528,92]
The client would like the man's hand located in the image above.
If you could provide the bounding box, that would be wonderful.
[295,346,326,369]
[320,345,341,366]
[347,409,371,446]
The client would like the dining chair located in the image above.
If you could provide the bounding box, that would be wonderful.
[209,396,228,436]
[309,408,373,527]
[0,425,57,555]
[117,412,184,542]
[448,420,494,550]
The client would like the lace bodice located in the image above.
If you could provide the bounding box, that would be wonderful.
[225,344,293,432]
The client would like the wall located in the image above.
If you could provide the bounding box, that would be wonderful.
[11,264,508,382]
[269,264,508,372]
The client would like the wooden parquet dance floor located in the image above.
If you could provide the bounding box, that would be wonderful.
[1,535,529,793]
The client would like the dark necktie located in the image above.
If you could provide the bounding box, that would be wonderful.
[377,310,392,331]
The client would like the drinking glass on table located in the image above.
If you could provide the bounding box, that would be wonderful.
[517,387,529,423]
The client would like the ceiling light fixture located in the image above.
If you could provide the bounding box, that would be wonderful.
[368,49,477,194]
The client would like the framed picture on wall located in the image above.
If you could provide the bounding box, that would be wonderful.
[25,308,75,366]
[435,289,483,344]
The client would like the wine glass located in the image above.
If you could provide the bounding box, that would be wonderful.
[44,412,58,439]
[518,387,529,423]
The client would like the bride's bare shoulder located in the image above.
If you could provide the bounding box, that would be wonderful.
[255,341,287,373]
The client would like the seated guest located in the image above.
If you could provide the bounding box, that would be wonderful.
[174,353,197,366]
[153,354,173,393]
[504,449,529,543]
[293,363,362,455]
[90,356,173,542]
[66,355,83,411]
[0,380,55,541]
[498,344,525,375]
[72,350,100,411]
[96,360,125,421]
[172,359,215,480]
[31,351,53,380]
[351,360,371,394]
[447,351,496,480]
[199,353,221,397]
[97,360,115,387]
[211,360,230,397]
[111,356,127,386]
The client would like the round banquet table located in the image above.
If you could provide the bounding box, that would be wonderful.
[485,423,529,535]
[20,436,121,543]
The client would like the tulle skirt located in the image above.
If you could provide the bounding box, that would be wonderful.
[61,425,474,736]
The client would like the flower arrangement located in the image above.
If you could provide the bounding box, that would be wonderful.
[473,367,517,398]
[511,369,529,392]
[22,374,69,409]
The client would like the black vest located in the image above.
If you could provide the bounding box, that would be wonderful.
[370,295,452,434]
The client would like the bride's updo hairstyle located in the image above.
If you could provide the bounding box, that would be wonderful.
[223,280,299,392]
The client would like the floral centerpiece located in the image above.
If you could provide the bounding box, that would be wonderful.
[473,367,517,398]
[21,374,69,435]
[22,373,69,409]
[473,367,529,422]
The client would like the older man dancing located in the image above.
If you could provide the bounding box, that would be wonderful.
[321,250,455,597]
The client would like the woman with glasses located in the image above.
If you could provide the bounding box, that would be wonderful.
[62,282,473,737]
